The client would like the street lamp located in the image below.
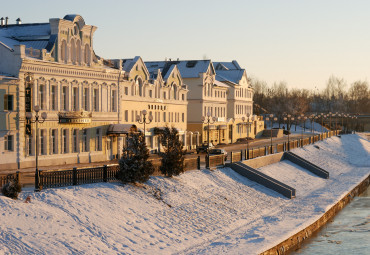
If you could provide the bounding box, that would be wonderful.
[201,111,216,168]
[136,109,153,141]
[243,113,254,159]
[265,114,275,154]
[341,113,345,134]
[284,114,294,151]
[25,105,47,191]
[329,112,332,131]
[335,112,339,135]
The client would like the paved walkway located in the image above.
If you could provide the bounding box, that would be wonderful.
[2,132,320,188]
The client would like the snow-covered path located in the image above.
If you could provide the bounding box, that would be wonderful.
[0,134,369,255]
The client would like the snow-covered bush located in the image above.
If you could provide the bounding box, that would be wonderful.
[2,179,22,199]
[155,127,185,177]
[116,132,154,184]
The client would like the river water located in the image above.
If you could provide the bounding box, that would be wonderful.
[292,185,370,254]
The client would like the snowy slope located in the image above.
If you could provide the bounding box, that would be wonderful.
[0,134,369,255]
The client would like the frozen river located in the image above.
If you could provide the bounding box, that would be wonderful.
[292,185,370,255]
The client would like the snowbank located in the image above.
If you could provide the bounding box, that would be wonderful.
[0,134,369,255]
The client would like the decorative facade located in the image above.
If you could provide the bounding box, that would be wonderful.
[0,14,261,171]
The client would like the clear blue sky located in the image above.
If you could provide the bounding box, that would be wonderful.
[2,0,369,90]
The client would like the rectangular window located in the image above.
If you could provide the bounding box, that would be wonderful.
[51,86,57,110]
[63,129,68,153]
[40,130,46,155]
[182,94,185,101]
[72,87,78,111]
[182,113,185,122]
[163,91,167,100]
[3,95,13,111]
[39,85,45,109]
[124,87,128,95]
[73,129,78,153]
[4,135,13,151]
[83,88,89,111]
[111,90,117,112]
[163,112,166,122]
[125,110,128,122]
[62,86,68,111]
[51,129,57,154]
[96,128,102,151]
[93,89,99,111]
[149,90,153,98]
[27,135,32,156]
[82,129,88,152]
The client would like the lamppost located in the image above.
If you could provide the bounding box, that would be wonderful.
[25,105,47,191]
[284,114,294,151]
[329,112,332,131]
[341,113,345,134]
[308,114,314,133]
[335,112,339,135]
[265,114,275,154]
[201,111,216,167]
[136,109,153,141]
[243,113,254,159]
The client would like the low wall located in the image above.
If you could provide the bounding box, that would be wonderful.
[242,152,284,169]
[260,174,370,255]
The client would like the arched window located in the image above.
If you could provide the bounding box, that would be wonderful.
[173,84,178,100]
[61,40,67,62]
[76,40,81,64]
[84,44,90,65]
[70,38,76,64]
[136,77,143,96]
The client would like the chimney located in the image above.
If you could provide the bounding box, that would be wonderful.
[5,17,8,27]
[0,17,4,26]
[16,18,21,25]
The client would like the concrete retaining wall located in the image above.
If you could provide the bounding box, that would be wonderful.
[242,152,284,169]
[283,152,329,179]
[227,161,295,199]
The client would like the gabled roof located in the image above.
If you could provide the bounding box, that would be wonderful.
[146,60,213,78]
[121,56,141,72]
[213,60,242,70]
[215,70,245,84]
[121,56,150,79]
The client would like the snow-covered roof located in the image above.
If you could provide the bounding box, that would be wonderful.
[214,79,230,88]
[213,60,241,70]
[121,56,141,72]
[0,23,51,50]
[146,60,212,78]
[0,72,17,79]
[215,70,245,84]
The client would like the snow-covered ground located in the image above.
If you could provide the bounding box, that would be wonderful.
[0,134,369,255]
[267,121,329,134]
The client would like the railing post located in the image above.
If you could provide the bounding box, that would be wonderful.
[16,171,21,187]
[230,152,233,163]
[103,165,108,182]
[73,167,77,186]
[247,149,249,160]
[240,150,243,161]
[206,155,209,169]
[197,156,200,169]
[35,169,40,192]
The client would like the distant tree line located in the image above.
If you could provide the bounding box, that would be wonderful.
[251,75,370,116]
